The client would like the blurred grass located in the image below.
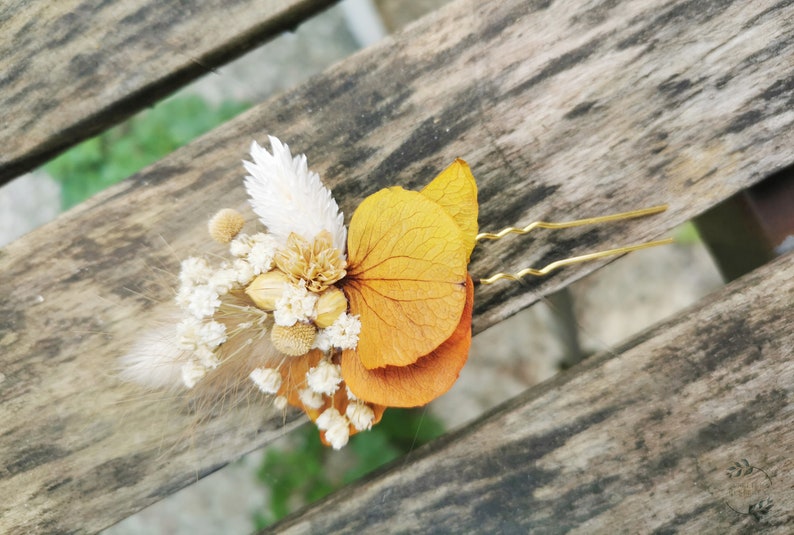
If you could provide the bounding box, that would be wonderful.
[673,221,701,244]
[253,408,445,528]
[44,95,250,209]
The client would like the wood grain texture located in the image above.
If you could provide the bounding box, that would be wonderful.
[0,0,337,183]
[273,252,794,534]
[1,0,793,532]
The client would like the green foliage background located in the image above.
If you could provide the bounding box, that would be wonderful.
[45,95,249,209]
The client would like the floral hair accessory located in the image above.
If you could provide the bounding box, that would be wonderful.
[123,136,670,449]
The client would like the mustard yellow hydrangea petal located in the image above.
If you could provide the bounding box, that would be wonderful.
[420,158,479,260]
[344,187,468,369]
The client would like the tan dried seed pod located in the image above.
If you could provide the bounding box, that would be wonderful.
[314,287,348,328]
[271,322,317,356]
[245,270,289,311]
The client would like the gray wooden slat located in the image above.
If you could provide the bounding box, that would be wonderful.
[0,0,337,184]
[1,0,793,532]
[273,252,794,534]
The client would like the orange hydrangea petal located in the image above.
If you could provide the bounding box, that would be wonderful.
[340,274,474,407]
[277,349,324,414]
[344,187,468,369]
[277,349,386,441]
[420,158,479,260]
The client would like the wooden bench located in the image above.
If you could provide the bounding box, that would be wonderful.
[1,0,792,532]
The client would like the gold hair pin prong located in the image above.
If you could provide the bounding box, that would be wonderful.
[479,238,674,284]
[475,204,669,242]
[477,204,672,284]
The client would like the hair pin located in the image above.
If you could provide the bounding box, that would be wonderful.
[477,206,673,284]
[122,136,671,449]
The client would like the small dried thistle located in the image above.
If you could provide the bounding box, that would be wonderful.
[208,208,246,243]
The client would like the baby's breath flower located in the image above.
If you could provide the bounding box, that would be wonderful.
[315,408,351,450]
[244,137,347,253]
[176,317,203,351]
[274,396,288,410]
[179,257,212,287]
[298,388,324,409]
[248,233,278,275]
[232,259,255,286]
[209,265,239,295]
[273,281,318,326]
[229,234,254,257]
[306,359,342,396]
[325,421,351,450]
[184,284,221,318]
[311,329,332,352]
[181,361,207,389]
[346,402,375,431]
[323,312,361,350]
[315,407,344,431]
[194,345,220,369]
[249,367,282,394]
[198,320,227,349]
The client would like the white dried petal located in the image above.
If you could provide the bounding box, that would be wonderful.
[230,234,254,257]
[274,396,288,410]
[194,346,220,369]
[346,402,375,431]
[323,313,361,350]
[273,281,318,326]
[247,234,278,275]
[176,317,203,351]
[198,320,227,349]
[209,266,239,295]
[232,259,255,285]
[181,361,207,388]
[324,419,350,450]
[249,367,282,394]
[185,284,221,318]
[315,407,345,431]
[298,388,324,409]
[312,329,332,352]
[179,257,212,287]
[306,359,342,396]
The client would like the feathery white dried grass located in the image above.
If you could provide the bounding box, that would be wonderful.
[244,136,347,253]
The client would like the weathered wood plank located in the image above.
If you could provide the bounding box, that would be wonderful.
[0,0,337,184]
[1,0,793,532]
[273,252,794,534]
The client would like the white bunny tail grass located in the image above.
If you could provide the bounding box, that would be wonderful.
[120,324,188,390]
[243,136,347,253]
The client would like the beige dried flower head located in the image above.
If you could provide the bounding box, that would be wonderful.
[274,230,346,292]
[314,287,348,328]
[271,322,317,356]
[208,208,245,243]
[245,270,289,310]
